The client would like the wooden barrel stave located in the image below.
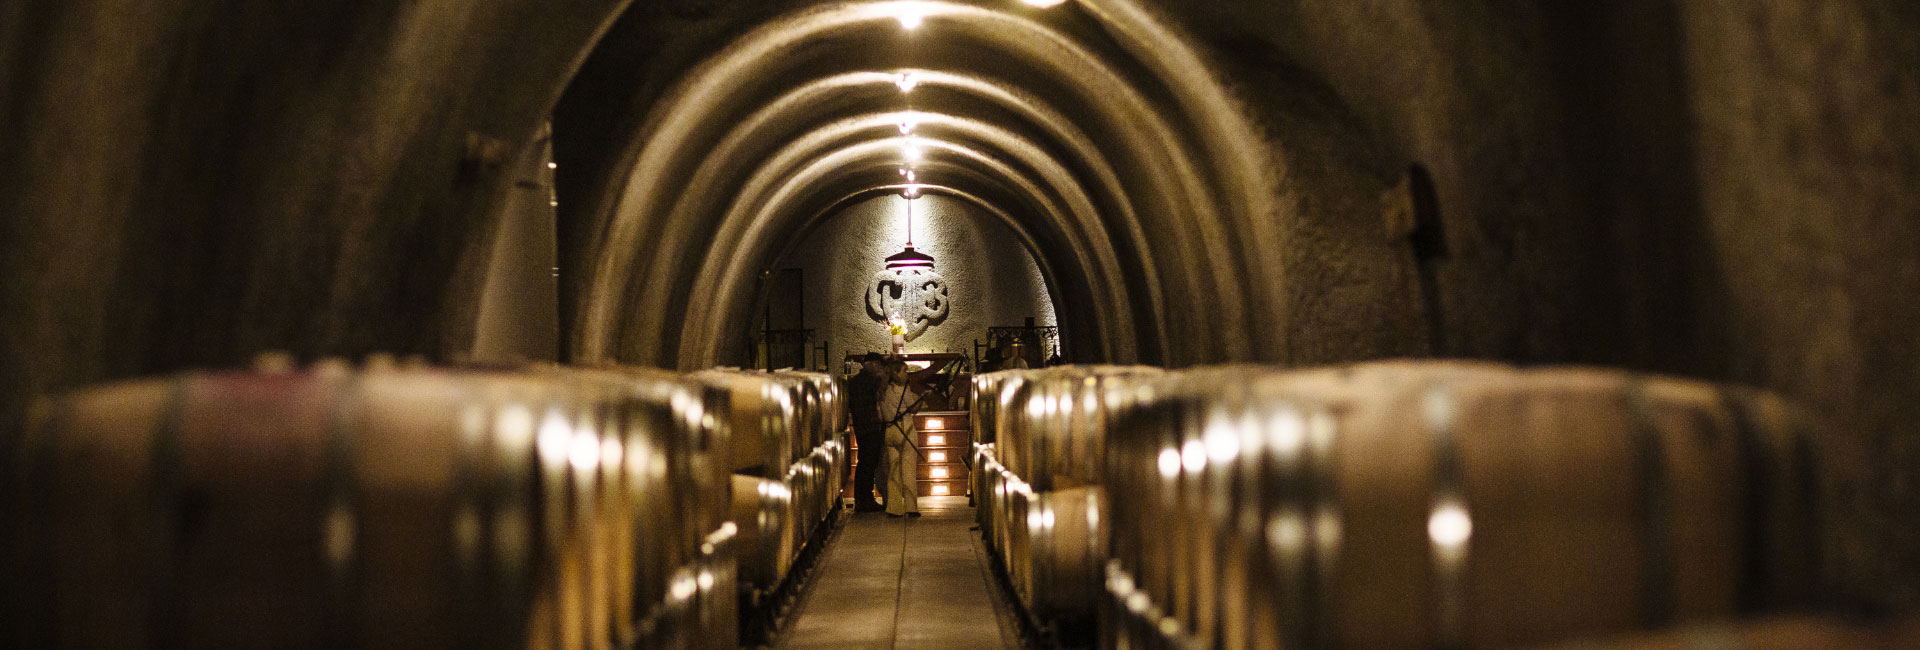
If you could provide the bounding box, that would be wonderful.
[1525,616,1920,650]
[1096,361,1823,650]
[12,364,753,650]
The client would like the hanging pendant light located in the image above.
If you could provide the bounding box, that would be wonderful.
[866,189,950,343]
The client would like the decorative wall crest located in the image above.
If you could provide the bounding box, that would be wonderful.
[865,245,949,342]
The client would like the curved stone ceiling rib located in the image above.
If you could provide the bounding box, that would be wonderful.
[598,78,1153,365]
[615,111,1127,365]
[775,165,1123,363]
[684,129,1136,366]
[577,0,1279,368]
[623,67,1166,363]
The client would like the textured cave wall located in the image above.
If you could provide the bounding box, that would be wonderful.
[1151,0,1920,605]
[1145,0,1639,368]
[0,0,630,435]
[552,0,815,355]
[556,4,1162,369]
[469,126,563,365]
[548,0,1682,370]
[761,194,1057,364]
[1675,0,1920,605]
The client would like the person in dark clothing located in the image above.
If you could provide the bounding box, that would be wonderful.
[845,352,888,512]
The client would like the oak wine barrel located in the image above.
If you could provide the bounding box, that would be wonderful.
[1101,361,1824,650]
[7,362,738,649]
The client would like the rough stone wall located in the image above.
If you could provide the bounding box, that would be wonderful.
[552,0,814,346]
[1150,0,1920,605]
[769,194,1057,363]
[0,0,628,436]
[469,128,563,364]
[1147,0,1634,368]
[1676,0,1920,606]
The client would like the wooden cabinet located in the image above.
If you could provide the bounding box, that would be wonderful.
[842,410,971,500]
[915,410,969,497]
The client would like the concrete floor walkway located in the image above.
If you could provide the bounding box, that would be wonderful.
[771,496,1022,650]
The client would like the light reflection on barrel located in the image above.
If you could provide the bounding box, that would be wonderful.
[9,361,849,650]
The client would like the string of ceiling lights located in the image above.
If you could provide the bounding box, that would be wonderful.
[871,0,1069,348]
[888,0,1069,232]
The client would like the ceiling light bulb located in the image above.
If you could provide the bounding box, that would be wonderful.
[903,142,924,164]
[898,120,917,135]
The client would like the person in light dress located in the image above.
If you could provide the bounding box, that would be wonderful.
[877,357,922,517]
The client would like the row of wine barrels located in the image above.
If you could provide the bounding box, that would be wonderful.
[1525,616,1920,650]
[539,364,740,648]
[971,371,1017,446]
[771,369,846,553]
[1097,361,1825,650]
[691,369,846,609]
[969,366,1160,636]
[4,359,846,649]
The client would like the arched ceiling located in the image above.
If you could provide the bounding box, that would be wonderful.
[567,0,1284,370]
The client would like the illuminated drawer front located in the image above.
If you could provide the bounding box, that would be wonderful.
[915,411,969,433]
[921,431,966,448]
[917,463,968,481]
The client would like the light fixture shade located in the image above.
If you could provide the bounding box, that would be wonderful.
[885,246,935,269]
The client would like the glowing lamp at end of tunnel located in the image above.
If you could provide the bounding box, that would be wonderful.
[1428,501,1473,549]
[536,410,572,469]
[1181,438,1207,473]
[568,431,600,473]
[599,437,623,471]
[1157,448,1181,479]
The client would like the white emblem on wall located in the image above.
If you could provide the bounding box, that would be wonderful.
[865,246,949,342]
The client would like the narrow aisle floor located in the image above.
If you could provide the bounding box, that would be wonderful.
[773,496,1021,650]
